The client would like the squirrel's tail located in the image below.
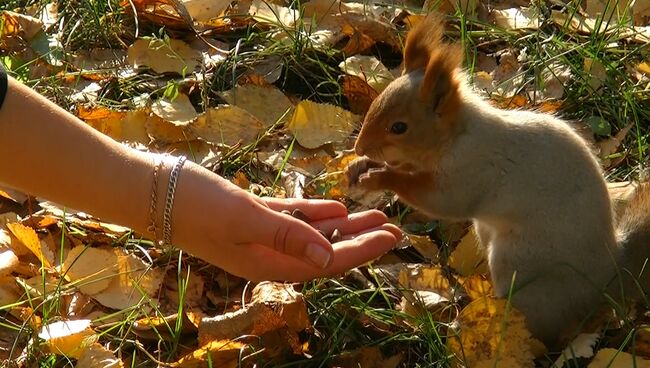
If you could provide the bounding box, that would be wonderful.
[616,182,650,297]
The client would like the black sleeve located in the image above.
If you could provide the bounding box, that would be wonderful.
[0,65,6,110]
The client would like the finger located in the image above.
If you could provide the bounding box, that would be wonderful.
[261,197,348,220]
[228,229,398,282]
[338,223,403,242]
[245,206,334,269]
[310,210,391,235]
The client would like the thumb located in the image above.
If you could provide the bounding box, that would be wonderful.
[248,207,334,269]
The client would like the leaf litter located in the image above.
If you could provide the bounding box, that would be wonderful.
[0,0,649,366]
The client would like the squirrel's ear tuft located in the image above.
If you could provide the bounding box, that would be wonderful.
[402,14,445,74]
[420,44,463,113]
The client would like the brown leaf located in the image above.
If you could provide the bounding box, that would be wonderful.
[190,106,265,146]
[341,75,379,115]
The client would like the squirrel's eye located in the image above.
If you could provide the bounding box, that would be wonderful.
[390,122,408,135]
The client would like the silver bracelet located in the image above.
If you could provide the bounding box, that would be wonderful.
[162,155,187,248]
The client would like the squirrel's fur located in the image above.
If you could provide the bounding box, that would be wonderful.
[347,14,650,347]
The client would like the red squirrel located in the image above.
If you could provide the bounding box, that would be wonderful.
[346,14,650,347]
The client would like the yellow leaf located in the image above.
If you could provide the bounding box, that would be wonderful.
[249,0,297,28]
[62,246,117,295]
[90,249,163,310]
[151,94,198,126]
[458,275,494,301]
[172,340,247,367]
[587,348,650,367]
[38,320,98,359]
[220,85,294,128]
[6,223,52,268]
[339,55,393,92]
[447,297,543,368]
[287,100,358,149]
[127,38,200,75]
[75,343,124,368]
[448,228,489,276]
[189,106,264,146]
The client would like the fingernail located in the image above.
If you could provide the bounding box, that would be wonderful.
[305,243,331,269]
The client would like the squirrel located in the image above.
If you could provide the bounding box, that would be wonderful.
[346,14,650,348]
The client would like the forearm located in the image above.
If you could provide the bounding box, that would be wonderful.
[0,77,154,234]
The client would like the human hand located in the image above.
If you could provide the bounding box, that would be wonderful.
[171,164,401,281]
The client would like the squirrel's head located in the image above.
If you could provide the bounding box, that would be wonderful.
[354,15,464,173]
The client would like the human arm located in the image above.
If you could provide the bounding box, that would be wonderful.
[0,75,400,280]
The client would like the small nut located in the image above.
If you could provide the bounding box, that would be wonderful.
[330,228,342,243]
[291,208,311,223]
[280,210,292,215]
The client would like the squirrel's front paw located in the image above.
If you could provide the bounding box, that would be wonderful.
[346,157,391,191]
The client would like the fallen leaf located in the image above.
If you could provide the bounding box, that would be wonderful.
[597,123,632,167]
[341,75,379,115]
[0,247,18,276]
[38,319,98,359]
[584,58,607,90]
[127,38,201,75]
[458,275,494,301]
[587,348,650,367]
[251,281,311,332]
[220,85,294,128]
[287,100,358,149]
[339,55,393,92]
[172,339,246,368]
[90,249,163,310]
[249,0,297,28]
[491,8,540,30]
[190,106,265,146]
[7,223,53,268]
[151,94,198,126]
[62,246,117,295]
[447,297,543,367]
[553,333,600,367]
[182,0,230,23]
[75,343,124,368]
[448,228,489,276]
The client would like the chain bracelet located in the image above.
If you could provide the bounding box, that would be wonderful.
[147,153,168,240]
[162,155,187,248]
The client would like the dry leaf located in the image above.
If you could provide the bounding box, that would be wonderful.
[584,57,607,90]
[448,228,489,276]
[172,340,246,368]
[399,264,451,296]
[7,223,53,268]
[164,270,205,307]
[75,343,124,368]
[447,297,543,367]
[182,0,230,23]
[341,75,379,115]
[78,106,151,144]
[491,8,540,30]
[190,106,265,146]
[331,346,402,368]
[287,100,358,149]
[339,55,393,92]
[0,247,18,276]
[251,281,311,332]
[0,10,44,42]
[249,0,297,28]
[127,38,201,75]
[458,275,494,301]
[597,123,632,167]
[38,320,98,359]
[144,113,190,144]
[151,94,198,126]
[0,276,20,306]
[62,246,117,295]
[587,348,650,367]
[552,333,600,367]
[400,234,439,261]
[90,250,163,310]
[220,85,294,128]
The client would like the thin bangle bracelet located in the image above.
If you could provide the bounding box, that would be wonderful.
[162,155,187,248]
